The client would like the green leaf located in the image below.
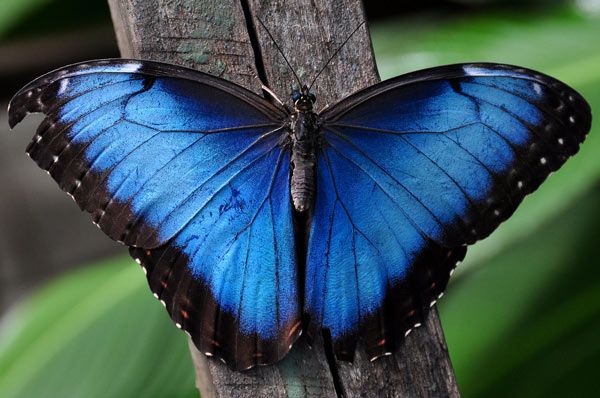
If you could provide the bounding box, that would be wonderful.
[372,6,600,396]
[371,5,600,268]
[439,185,600,397]
[0,0,50,38]
[0,259,197,398]
[0,0,112,40]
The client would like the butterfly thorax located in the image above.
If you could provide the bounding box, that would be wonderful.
[289,88,319,212]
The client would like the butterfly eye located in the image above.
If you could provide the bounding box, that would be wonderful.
[291,91,302,102]
[309,93,316,103]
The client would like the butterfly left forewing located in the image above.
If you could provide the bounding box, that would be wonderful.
[8,59,287,248]
[308,63,591,360]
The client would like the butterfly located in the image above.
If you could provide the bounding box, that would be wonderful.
[8,57,591,371]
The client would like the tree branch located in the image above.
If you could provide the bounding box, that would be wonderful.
[107,0,460,396]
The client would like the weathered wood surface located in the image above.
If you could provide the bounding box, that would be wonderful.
[108,0,460,396]
[108,0,261,92]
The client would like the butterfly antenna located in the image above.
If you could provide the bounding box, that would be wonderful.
[246,64,286,107]
[308,21,365,91]
[255,17,303,88]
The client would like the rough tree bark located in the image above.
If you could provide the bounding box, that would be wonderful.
[107,0,460,396]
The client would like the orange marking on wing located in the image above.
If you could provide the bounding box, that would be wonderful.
[288,320,302,338]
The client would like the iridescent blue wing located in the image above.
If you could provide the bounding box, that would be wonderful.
[307,63,591,360]
[8,60,301,370]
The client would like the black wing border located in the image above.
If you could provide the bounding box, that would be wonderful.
[9,58,288,127]
[320,62,591,126]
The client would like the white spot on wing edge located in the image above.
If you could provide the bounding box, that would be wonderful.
[369,352,392,362]
[462,64,525,78]
[58,78,69,95]
[114,63,141,74]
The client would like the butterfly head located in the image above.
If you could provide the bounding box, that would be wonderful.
[291,85,316,112]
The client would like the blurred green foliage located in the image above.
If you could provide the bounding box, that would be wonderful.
[371,4,600,396]
[441,186,600,397]
[0,1,599,397]
[0,261,197,397]
[0,0,49,39]
[0,0,110,40]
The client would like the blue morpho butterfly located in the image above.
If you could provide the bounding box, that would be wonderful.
[7,21,591,371]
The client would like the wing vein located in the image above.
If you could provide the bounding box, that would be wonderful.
[322,128,453,242]
[321,149,380,251]
[327,122,481,136]
[122,126,285,239]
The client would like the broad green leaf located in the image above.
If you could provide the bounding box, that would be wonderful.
[0,0,112,40]
[371,6,600,396]
[0,0,50,38]
[0,259,197,398]
[440,186,600,397]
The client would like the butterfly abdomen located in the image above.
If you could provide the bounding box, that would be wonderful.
[290,111,319,212]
